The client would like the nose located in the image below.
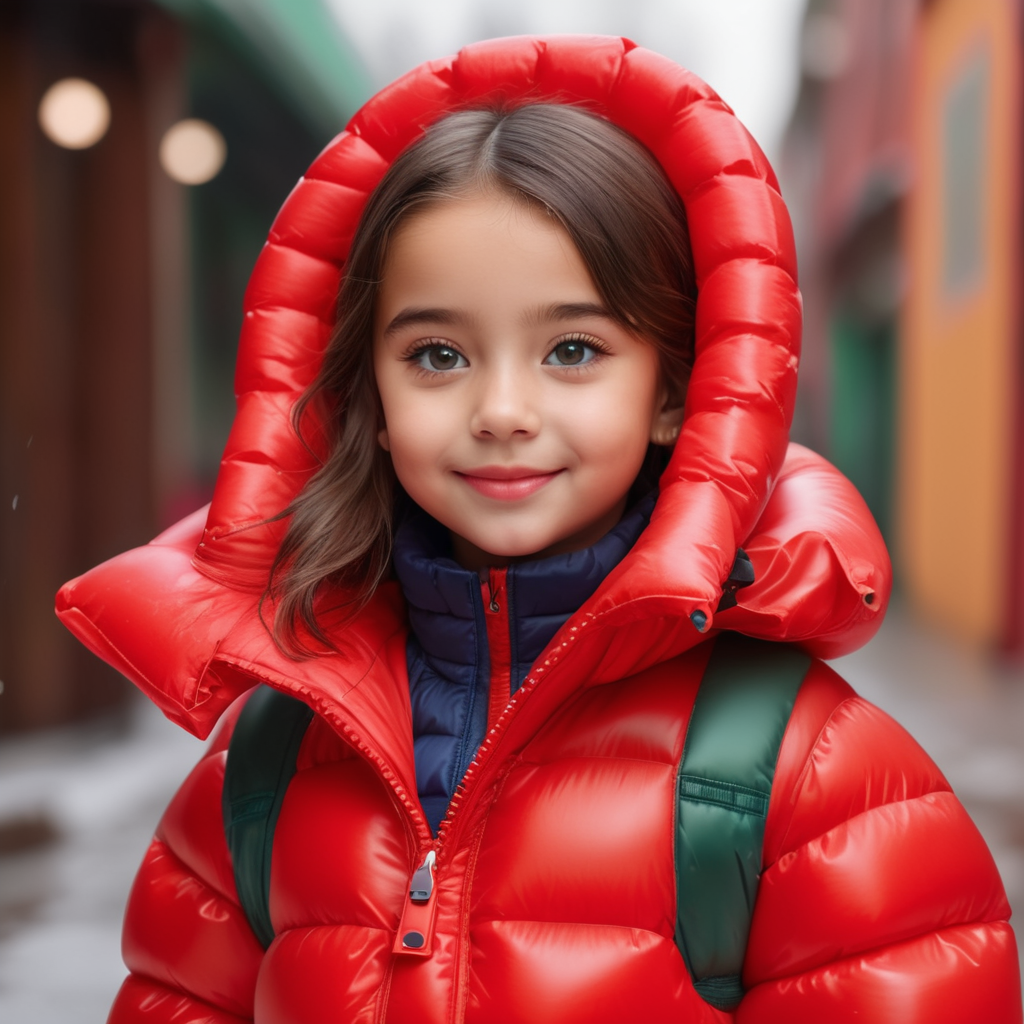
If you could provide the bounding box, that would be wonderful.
[469,363,541,441]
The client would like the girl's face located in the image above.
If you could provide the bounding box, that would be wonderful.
[373,193,681,569]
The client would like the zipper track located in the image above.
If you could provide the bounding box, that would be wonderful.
[228,610,604,1023]
[434,610,599,860]
[323,708,434,846]
[220,605,603,860]
[219,660,436,851]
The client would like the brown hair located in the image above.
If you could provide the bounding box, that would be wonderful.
[267,103,698,655]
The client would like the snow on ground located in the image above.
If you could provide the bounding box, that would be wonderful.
[0,701,202,1023]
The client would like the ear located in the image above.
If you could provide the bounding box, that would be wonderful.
[649,391,685,447]
[377,426,391,452]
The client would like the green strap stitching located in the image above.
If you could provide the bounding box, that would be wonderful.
[677,776,770,816]
[675,634,811,1011]
[223,686,314,949]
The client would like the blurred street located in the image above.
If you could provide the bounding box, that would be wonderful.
[0,697,203,1022]
[0,602,1021,1022]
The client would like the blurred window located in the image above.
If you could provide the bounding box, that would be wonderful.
[942,50,989,296]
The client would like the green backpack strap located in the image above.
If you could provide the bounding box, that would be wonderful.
[222,686,314,949]
[675,633,812,1011]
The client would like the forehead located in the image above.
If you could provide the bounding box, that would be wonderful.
[377,194,601,323]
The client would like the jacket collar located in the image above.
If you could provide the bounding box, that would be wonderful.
[203,491,698,844]
[393,495,656,694]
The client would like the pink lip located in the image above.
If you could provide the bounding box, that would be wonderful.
[456,466,562,501]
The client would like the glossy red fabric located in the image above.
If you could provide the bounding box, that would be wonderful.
[106,651,1018,1023]
[54,34,1018,1024]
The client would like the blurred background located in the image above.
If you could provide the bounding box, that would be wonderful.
[1,0,1022,1018]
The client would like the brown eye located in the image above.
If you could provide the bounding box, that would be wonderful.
[413,345,467,372]
[428,346,460,369]
[545,339,594,367]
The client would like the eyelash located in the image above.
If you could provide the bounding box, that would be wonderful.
[402,333,610,376]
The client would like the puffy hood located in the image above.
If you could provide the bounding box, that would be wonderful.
[56,36,890,741]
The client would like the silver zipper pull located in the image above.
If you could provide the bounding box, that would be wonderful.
[409,849,436,903]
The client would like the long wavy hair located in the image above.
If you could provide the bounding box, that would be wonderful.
[266,103,698,656]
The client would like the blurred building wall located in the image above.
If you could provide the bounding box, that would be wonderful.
[784,0,1023,653]
[783,0,916,544]
[899,0,1022,649]
[0,2,168,732]
[0,0,367,733]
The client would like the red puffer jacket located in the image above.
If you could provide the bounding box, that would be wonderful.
[104,610,1020,1024]
[56,36,1020,1024]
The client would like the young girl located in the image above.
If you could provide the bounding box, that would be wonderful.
[57,36,1020,1024]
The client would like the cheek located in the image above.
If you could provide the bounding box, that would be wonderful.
[569,376,661,464]
[378,400,453,490]
[376,368,429,456]
[384,418,430,468]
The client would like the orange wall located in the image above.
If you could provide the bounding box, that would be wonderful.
[899,0,1020,645]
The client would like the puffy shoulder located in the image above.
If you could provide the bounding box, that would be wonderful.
[764,660,951,859]
[739,660,1021,1022]
[713,444,890,658]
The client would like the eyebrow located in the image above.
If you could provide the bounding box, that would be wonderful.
[382,307,466,338]
[524,302,613,328]
[382,301,614,338]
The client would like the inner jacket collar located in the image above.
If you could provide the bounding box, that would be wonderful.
[392,494,655,833]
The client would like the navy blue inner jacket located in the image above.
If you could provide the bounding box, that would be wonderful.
[392,495,655,834]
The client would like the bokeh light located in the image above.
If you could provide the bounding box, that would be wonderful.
[38,78,111,149]
[159,119,227,185]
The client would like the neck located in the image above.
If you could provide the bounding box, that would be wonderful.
[448,497,629,572]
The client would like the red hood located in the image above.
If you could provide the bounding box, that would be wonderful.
[55,36,890,744]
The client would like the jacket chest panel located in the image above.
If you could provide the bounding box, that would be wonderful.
[270,757,413,934]
[257,923,393,1024]
[516,648,707,766]
[262,650,709,1024]
[462,921,727,1024]
[466,652,705,916]
[471,756,678,932]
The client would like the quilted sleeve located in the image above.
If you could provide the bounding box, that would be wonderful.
[107,728,263,1024]
[737,660,1022,1023]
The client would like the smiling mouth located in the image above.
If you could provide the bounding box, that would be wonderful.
[455,468,563,501]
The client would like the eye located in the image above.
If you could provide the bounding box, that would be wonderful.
[409,344,468,372]
[544,337,601,367]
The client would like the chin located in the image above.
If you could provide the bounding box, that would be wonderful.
[479,540,547,560]
[466,531,557,561]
